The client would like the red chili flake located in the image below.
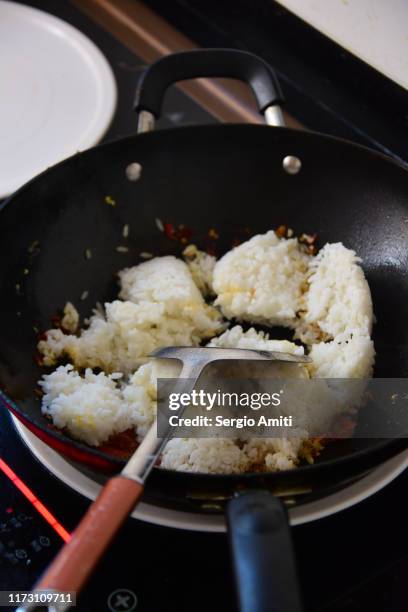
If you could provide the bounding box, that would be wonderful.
[164,222,176,240]
[163,222,193,243]
[37,331,47,342]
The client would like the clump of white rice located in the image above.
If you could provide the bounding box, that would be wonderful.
[242,438,305,472]
[161,438,250,474]
[39,365,133,446]
[39,257,224,373]
[212,230,310,328]
[307,331,375,379]
[161,431,306,475]
[295,243,373,345]
[207,324,308,379]
[208,324,304,356]
[118,256,219,327]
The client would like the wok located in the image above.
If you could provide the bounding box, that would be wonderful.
[1,49,408,611]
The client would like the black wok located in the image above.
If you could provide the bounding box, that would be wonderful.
[1,49,408,611]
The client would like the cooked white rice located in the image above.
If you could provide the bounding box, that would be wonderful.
[207,324,304,355]
[61,302,79,333]
[37,230,376,474]
[295,243,373,344]
[39,365,133,446]
[124,326,310,472]
[242,438,304,471]
[207,325,308,379]
[39,257,224,373]
[307,331,375,379]
[208,325,352,439]
[118,256,219,325]
[212,230,310,328]
[121,325,306,442]
[161,438,250,473]
[123,358,181,440]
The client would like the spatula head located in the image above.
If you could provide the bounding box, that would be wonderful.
[150,345,311,366]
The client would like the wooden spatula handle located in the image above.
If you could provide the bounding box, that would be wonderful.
[36,476,143,593]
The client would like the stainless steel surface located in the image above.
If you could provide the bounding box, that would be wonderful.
[75,0,302,128]
[137,109,155,133]
[150,345,311,364]
[264,104,285,127]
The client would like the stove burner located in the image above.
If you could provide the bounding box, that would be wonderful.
[0,459,70,542]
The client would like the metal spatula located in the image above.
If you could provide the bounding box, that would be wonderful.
[19,346,309,611]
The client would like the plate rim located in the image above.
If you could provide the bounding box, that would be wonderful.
[0,0,117,197]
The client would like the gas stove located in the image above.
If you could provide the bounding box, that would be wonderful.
[1,1,408,611]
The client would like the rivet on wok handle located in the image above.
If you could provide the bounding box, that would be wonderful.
[125,162,143,181]
[134,48,285,133]
[283,155,302,174]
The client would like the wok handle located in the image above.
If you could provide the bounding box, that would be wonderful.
[34,476,143,594]
[227,490,303,612]
[135,48,284,120]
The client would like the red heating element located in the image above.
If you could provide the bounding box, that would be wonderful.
[0,458,70,542]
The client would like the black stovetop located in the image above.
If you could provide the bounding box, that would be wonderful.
[2,408,408,612]
[1,1,408,610]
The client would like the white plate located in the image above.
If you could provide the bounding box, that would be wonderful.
[0,1,117,198]
[12,416,408,532]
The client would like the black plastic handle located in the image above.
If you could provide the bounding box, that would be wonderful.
[134,48,284,119]
[227,491,303,612]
